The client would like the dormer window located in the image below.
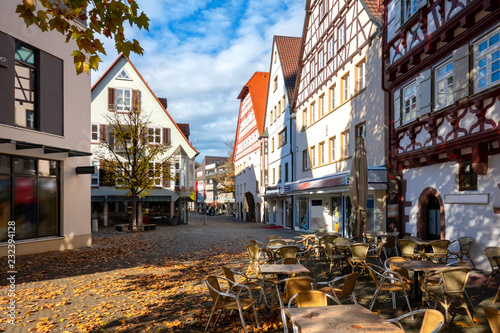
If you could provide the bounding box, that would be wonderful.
[116,69,131,80]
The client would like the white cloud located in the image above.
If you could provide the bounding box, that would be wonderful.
[92,0,305,162]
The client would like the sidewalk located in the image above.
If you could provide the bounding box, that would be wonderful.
[0,215,498,332]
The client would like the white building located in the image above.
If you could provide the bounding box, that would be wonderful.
[234,72,269,222]
[290,0,388,234]
[90,55,198,226]
[0,0,92,255]
[260,36,301,228]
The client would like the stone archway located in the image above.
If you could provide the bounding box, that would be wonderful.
[416,187,445,240]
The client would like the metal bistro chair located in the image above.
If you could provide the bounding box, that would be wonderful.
[275,276,313,333]
[447,237,476,269]
[425,240,451,263]
[367,263,412,312]
[484,246,500,290]
[398,239,423,260]
[322,241,347,274]
[383,235,399,258]
[246,244,270,268]
[367,241,385,267]
[484,306,500,333]
[385,256,413,286]
[204,275,260,333]
[420,266,474,328]
[348,243,370,273]
[388,309,445,333]
[315,271,359,304]
[287,290,340,333]
[222,266,267,305]
[277,245,301,260]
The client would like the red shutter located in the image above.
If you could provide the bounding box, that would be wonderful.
[132,89,140,112]
[108,88,116,111]
[163,128,171,145]
[99,124,107,143]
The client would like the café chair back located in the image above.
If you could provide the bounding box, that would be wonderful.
[315,271,359,304]
[398,239,422,260]
[484,306,500,333]
[204,275,260,333]
[447,237,476,269]
[222,266,266,305]
[278,245,300,259]
[388,309,445,333]
[383,235,399,257]
[348,243,370,273]
[288,290,339,308]
[367,241,385,266]
[425,240,451,263]
[367,263,412,312]
[275,277,313,333]
[484,246,500,289]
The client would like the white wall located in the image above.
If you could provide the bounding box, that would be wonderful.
[404,154,500,270]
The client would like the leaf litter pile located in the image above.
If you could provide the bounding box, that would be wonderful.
[0,229,283,332]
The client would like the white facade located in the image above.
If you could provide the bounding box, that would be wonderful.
[91,56,197,226]
[0,0,91,255]
[290,0,387,234]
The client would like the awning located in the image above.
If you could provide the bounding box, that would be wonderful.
[284,167,387,194]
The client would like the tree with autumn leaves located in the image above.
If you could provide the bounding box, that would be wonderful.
[16,0,149,74]
[94,110,176,227]
[211,138,235,195]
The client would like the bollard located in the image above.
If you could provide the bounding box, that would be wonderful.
[91,219,98,232]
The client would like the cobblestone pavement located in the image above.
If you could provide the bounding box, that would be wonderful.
[0,214,498,332]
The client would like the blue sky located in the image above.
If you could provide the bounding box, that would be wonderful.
[91,0,305,163]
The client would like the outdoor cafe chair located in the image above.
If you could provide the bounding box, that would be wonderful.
[388,309,445,333]
[315,271,359,305]
[275,276,313,333]
[383,235,399,258]
[367,241,385,266]
[398,239,423,260]
[267,235,283,241]
[222,266,267,305]
[348,243,370,273]
[322,242,346,274]
[367,263,412,312]
[246,244,270,268]
[484,306,500,333]
[425,240,451,263]
[403,235,422,241]
[204,275,260,333]
[420,266,474,328]
[319,234,338,246]
[447,237,476,269]
[385,256,413,286]
[484,246,500,289]
[277,245,300,260]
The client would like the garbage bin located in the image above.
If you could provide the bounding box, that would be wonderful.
[92,219,98,232]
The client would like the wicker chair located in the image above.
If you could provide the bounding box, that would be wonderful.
[319,234,338,246]
[315,271,359,304]
[367,263,412,311]
[385,256,413,286]
[420,266,474,328]
[398,239,422,260]
[268,239,288,246]
[246,244,269,268]
[447,237,476,269]
[322,241,346,273]
[204,275,260,333]
[222,266,267,305]
[348,243,370,273]
[288,289,340,308]
[278,245,301,259]
[425,240,451,263]
[383,235,399,258]
[267,235,283,241]
[388,309,445,333]
[275,277,313,333]
[484,247,500,289]
[367,241,385,266]
[484,306,500,333]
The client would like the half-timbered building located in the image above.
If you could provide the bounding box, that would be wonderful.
[383,0,500,269]
[289,0,387,234]
[234,72,269,222]
[91,55,198,227]
[260,36,301,228]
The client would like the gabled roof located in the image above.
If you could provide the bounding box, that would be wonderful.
[237,71,269,135]
[275,35,302,103]
[91,54,198,155]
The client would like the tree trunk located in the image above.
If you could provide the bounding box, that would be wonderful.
[131,192,137,226]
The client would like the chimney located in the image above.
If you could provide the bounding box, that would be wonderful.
[158,97,167,109]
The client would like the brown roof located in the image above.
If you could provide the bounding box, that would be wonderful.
[237,72,269,135]
[363,0,383,20]
[275,35,302,103]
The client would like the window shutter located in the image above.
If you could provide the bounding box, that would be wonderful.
[99,124,107,143]
[453,44,470,101]
[39,50,63,135]
[132,89,140,112]
[163,128,171,145]
[162,163,170,187]
[416,68,432,117]
[108,126,115,148]
[0,32,15,126]
[108,88,116,111]
[393,89,401,128]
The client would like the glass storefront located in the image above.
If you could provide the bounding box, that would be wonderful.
[1,155,60,242]
[295,197,309,231]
